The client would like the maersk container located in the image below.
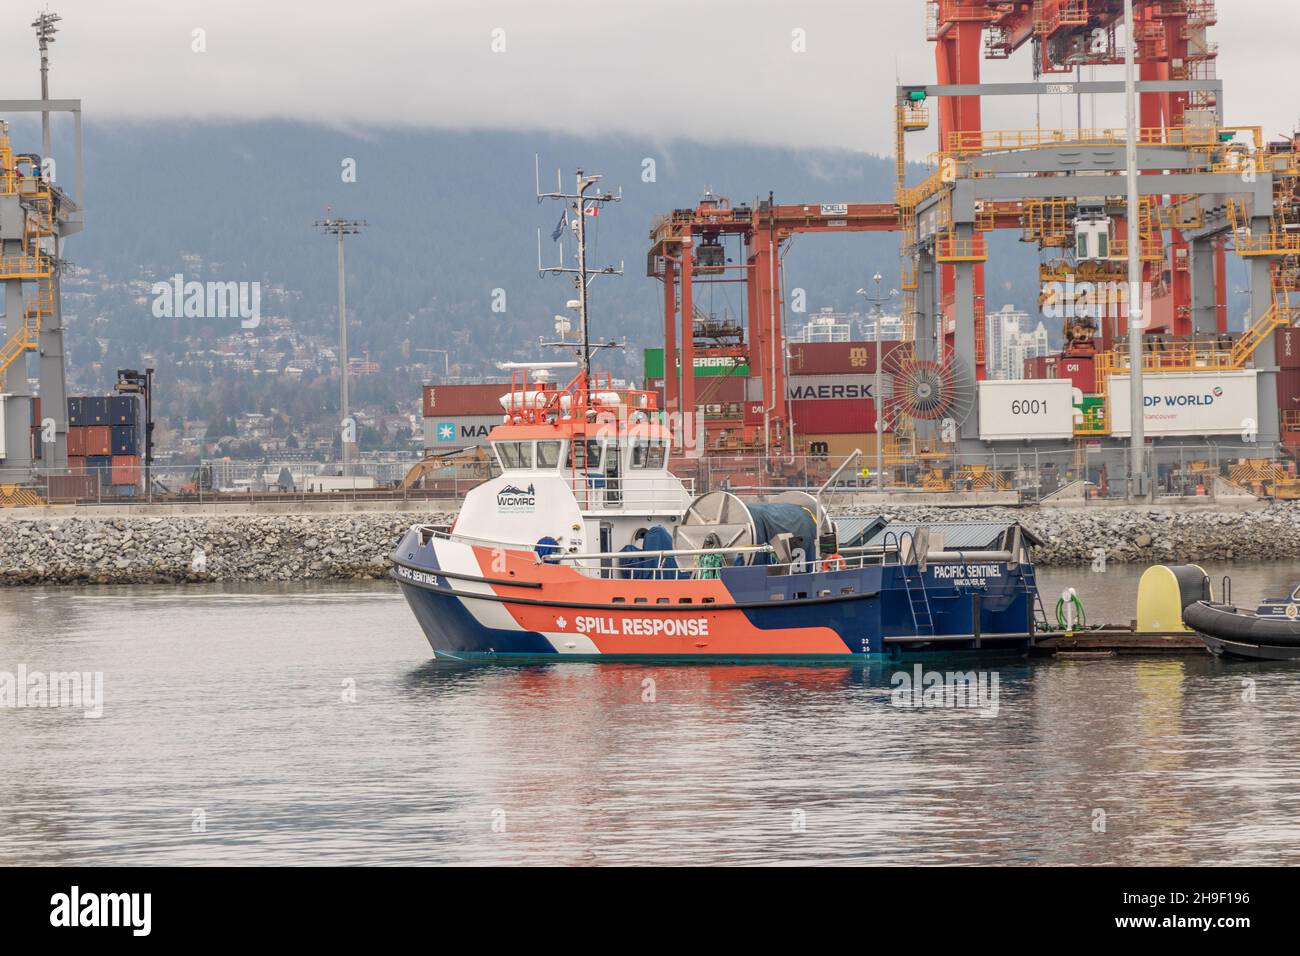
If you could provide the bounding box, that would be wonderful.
[789,397,874,434]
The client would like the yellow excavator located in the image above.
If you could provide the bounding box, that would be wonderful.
[400,445,495,491]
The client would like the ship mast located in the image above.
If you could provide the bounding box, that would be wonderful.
[536,162,624,389]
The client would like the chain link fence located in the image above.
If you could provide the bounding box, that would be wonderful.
[1,445,1295,507]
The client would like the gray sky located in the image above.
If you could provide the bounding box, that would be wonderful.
[3,1,1298,154]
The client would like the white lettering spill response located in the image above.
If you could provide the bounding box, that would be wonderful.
[571,616,710,637]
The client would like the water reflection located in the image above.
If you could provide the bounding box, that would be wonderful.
[1,577,1299,865]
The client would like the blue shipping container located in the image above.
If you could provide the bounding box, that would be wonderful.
[110,395,139,425]
[67,396,84,426]
[111,425,139,456]
[85,396,110,424]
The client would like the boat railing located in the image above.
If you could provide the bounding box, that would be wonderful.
[540,544,896,581]
[565,473,694,511]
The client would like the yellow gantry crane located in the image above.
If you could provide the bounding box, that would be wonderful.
[0,124,56,387]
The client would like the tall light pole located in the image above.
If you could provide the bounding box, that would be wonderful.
[32,9,60,166]
[858,274,898,492]
[1124,0,1146,498]
[314,217,366,473]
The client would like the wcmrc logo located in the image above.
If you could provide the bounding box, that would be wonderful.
[496,482,536,513]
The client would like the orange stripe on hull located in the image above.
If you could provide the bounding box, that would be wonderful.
[472,545,850,655]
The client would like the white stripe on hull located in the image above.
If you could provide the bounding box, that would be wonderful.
[433,540,521,632]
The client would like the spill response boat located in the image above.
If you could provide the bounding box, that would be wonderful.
[390,163,1043,660]
[390,369,1046,661]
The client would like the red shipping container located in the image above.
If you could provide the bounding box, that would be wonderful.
[423,383,515,418]
[789,397,875,434]
[788,341,902,376]
[85,425,112,456]
[1278,370,1300,427]
[1022,355,1051,380]
[47,474,99,500]
[1058,355,1095,394]
[111,455,141,487]
[1278,328,1300,369]
[67,456,86,475]
[743,401,765,425]
[66,426,87,457]
[696,375,747,404]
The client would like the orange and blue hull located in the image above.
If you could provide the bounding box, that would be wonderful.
[390,527,1037,661]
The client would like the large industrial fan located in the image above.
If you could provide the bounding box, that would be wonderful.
[879,343,976,438]
[672,490,831,569]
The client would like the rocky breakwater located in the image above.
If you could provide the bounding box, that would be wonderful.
[0,513,452,585]
[852,503,1298,566]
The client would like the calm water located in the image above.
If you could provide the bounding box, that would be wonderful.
[2,561,1300,866]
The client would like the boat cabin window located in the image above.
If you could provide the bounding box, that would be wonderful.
[496,441,533,470]
[536,440,563,469]
[568,439,603,470]
[630,439,666,470]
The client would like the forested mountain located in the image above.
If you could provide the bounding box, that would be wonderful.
[4,118,1047,448]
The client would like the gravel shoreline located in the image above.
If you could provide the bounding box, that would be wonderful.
[0,504,1291,585]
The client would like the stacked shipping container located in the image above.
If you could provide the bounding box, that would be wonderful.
[421,383,512,451]
[67,393,145,494]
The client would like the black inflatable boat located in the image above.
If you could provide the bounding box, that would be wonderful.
[1183,599,1300,661]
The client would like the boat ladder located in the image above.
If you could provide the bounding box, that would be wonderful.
[899,548,935,636]
[1022,565,1051,631]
